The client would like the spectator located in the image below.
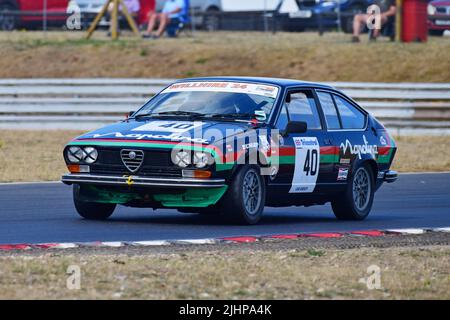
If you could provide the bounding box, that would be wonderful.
[351,0,396,42]
[108,0,140,35]
[143,0,185,39]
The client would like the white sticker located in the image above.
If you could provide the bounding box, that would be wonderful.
[132,121,204,133]
[289,137,320,193]
[162,82,279,98]
[337,168,349,181]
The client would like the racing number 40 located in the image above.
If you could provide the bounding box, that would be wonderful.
[159,122,194,130]
[303,149,318,176]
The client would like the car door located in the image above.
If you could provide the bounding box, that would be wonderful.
[315,90,371,187]
[270,88,334,194]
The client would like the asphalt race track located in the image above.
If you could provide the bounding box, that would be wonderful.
[0,173,449,245]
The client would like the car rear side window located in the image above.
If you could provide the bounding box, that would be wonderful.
[285,91,322,130]
[317,92,341,129]
[333,95,366,129]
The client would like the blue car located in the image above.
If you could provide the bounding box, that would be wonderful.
[62,77,397,225]
[278,0,370,33]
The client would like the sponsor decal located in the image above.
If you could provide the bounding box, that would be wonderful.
[132,121,204,133]
[380,136,387,146]
[91,132,209,144]
[290,137,320,193]
[242,142,258,150]
[340,135,378,159]
[337,167,349,181]
[377,171,385,179]
[162,81,279,98]
[340,158,351,164]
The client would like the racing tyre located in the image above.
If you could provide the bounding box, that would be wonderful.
[220,165,266,225]
[331,163,374,220]
[73,185,116,220]
[0,2,18,31]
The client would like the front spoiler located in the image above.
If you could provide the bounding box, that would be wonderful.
[61,174,226,188]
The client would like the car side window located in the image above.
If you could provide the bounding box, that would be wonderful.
[276,104,289,130]
[317,91,341,130]
[285,91,322,130]
[333,95,366,129]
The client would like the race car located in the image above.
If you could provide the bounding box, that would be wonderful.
[62,77,397,225]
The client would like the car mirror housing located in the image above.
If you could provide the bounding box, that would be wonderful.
[283,121,308,136]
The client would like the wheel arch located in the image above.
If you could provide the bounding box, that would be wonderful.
[229,150,270,184]
[361,158,378,183]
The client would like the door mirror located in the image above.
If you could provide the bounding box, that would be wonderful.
[283,121,307,136]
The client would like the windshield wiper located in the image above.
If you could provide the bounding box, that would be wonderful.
[133,111,204,119]
[203,113,261,121]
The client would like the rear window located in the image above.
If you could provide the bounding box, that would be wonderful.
[333,95,366,129]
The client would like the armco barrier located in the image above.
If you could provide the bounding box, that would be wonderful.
[0,79,449,134]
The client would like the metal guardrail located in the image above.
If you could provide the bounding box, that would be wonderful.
[0,78,449,134]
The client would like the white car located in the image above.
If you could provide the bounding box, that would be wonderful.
[69,0,109,28]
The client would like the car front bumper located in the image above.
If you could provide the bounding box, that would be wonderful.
[61,173,226,188]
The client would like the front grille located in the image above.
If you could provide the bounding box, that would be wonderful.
[120,149,144,173]
[90,147,181,177]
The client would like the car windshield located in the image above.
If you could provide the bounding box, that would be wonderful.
[134,81,279,122]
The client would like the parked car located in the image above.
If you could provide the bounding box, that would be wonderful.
[62,77,397,225]
[70,0,108,29]
[70,0,154,28]
[428,0,450,36]
[277,0,371,33]
[0,0,68,30]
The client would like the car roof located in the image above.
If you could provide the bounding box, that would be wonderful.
[175,76,335,90]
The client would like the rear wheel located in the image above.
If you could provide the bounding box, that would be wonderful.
[331,164,374,220]
[220,165,266,225]
[73,185,116,220]
[0,2,18,31]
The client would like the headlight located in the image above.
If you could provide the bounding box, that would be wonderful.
[66,146,98,164]
[83,147,98,164]
[67,147,83,163]
[193,152,209,168]
[173,150,191,168]
[428,4,436,15]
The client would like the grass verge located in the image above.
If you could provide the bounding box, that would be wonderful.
[0,246,448,299]
[0,131,449,182]
[0,31,449,81]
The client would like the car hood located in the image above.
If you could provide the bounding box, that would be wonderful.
[73,118,257,145]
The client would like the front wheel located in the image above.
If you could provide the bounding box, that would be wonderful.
[73,185,116,220]
[220,165,266,225]
[331,164,374,220]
